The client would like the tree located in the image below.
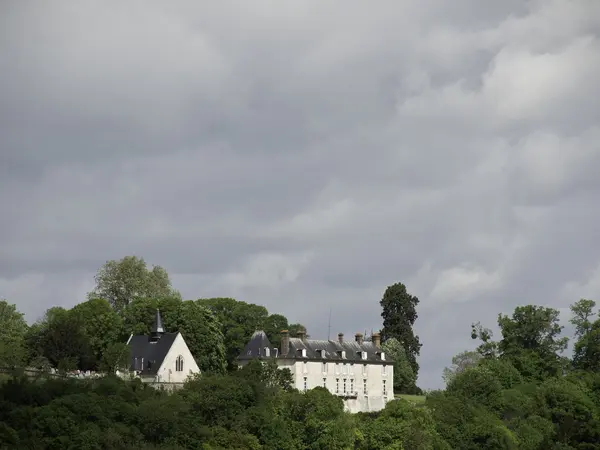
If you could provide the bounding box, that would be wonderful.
[442,350,482,385]
[175,300,227,374]
[573,318,600,373]
[473,306,569,381]
[100,342,131,374]
[121,296,181,337]
[498,305,568,379]
[33,307,95,370]
[88,256,180,311]
[381,337,416,393]
[0,300,28,368]
[70,298,123,366]
[380,282,422,380]
[471,321,498,358]
[570,298,596,338]
[198,298,296,370]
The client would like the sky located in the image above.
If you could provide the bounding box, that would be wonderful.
[1,0,600,389]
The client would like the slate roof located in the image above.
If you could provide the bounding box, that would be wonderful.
[237,331,392,365]
[238,330,278,360]
[128,332,178,376]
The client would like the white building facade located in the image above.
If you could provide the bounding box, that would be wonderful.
[238,329,393,413]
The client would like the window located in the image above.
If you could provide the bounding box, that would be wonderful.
[322,362,327,374]
[303,377,308,391]
[342,363,348,375]
[363,379,368,395]
[303,361,308,374]
[264,347,270,357]
[343,379,347,394]
[336,378,340,394]
[381,352,386,361]
[362,364,368,376]
[323,378,327,388]
[335,363,340,375]
[383,380,387,396]
[382,364,387,376]
[349,363,354,375]
[175,355,184,372]
[350,379,354,393]
[362,351,367,360]
[341,350,346,359]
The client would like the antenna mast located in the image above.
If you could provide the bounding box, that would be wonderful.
[327,306,332,340]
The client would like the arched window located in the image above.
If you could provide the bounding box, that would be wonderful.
[175,355,184,372]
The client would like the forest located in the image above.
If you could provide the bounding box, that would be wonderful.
[1,256,600,449]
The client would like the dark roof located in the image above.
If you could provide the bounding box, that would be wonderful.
[238,331,278,360]
[128,332,178,375]
[237,331,392,365]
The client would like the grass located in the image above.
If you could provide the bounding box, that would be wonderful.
[395,394,426,405]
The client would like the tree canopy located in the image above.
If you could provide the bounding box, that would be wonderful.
[380,282,422,392]
[88,256,181,311]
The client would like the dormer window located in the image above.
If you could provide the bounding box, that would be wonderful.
[264,347,270,357]
[297,348,307,358]
[362,351,367,360]
[317,349,326,358]
[381,352,386,361]
[274,348,279,357]
[336,350,346,359]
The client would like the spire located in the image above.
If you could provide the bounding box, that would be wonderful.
[150,308,165,342]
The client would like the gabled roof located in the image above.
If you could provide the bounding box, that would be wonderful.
[238,330,278,360]
[128,332,178,375]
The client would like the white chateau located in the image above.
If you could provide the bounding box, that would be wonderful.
[237,329,393,413]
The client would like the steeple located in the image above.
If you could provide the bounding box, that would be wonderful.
[150,308,165,342]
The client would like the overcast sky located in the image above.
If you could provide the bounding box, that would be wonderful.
[1,0,600,389]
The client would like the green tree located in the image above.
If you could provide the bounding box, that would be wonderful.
[570,298,596,338]
[175,300,227,374]
[442,350,482,385]
[70,298,123,366]
[0,300,28,368]
[381,337,416,393]
[498,305,568,380]
[33,307,95,370]
[88,256,180,311]
[100,342,131,374]
[380,282,422,381]
[572,318,600,373]
[198,298,296,370]
[121,296,182,337]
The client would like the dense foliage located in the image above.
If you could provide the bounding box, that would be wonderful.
[3,257,600,448]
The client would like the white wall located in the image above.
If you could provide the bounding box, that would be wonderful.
[290,360,393,413]
[155,332,200,383]
[238,358,394,414]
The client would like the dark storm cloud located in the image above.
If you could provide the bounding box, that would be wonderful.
[1,0,600,389]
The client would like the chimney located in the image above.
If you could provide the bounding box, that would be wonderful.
[338,332,344,344]
[280,330,290,357]
[372,332,381,349]
[297,329,307,342]
[355,332,364,345]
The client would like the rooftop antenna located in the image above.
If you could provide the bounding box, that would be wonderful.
[327,306,332,341]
